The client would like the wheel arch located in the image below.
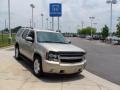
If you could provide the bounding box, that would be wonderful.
[15,42,19,48]
[33,52,42,61]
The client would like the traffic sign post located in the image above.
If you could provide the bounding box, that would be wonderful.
[49,3,62,17]
[49,3,62,31]
[52,17,54,31]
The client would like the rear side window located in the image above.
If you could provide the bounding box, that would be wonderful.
[27,31,35,42]
[28,31,35,39]
[16,29,24,37]
[22,29,29,39]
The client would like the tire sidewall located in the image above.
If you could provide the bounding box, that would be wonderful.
[33,56,43,77]
[15,46,20,59]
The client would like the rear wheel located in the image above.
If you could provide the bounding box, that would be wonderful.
[33,56,43,77]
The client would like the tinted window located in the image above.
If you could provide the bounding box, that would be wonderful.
[17,29,24,37]
[28,31,35,41]
[22,29,29,39]
[28,31,34,38]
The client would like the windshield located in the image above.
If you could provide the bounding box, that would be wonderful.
[37,32,67,44]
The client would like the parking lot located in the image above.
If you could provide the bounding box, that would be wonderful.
[0,45,120,90]
[70,37,120,85]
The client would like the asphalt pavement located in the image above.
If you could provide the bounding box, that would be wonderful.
[70,37,120,85]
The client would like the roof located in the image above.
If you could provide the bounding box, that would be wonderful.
[21,27,59,33]
[32,28,58,33]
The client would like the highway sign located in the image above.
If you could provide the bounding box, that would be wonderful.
[49,3,62,17]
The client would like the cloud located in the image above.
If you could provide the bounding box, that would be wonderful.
[0,0,119,32]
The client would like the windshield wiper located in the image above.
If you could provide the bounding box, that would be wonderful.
[39,41,55,43]
[39,41,67,44]
[54,42,68,44]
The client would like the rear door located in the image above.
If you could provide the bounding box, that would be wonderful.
[24,30,35,60]
[20,29,30,56]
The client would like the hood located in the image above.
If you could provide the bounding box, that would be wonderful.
[39,43,85,52]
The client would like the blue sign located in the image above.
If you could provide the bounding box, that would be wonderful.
[49,3,62,17]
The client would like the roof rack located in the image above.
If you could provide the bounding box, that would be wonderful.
[21,27,33,29]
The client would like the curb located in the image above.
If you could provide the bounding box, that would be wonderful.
[83,70,120,90]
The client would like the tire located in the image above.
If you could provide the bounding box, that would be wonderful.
[33,56,43,77]
[15,45,20,59]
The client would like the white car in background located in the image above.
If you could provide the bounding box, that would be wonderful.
[106,36,120,44]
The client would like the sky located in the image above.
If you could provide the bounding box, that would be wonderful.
[0,0,120,33]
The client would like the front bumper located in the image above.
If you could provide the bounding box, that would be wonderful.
[42,60,87,74]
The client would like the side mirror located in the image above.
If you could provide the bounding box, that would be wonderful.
[25,36,33,42]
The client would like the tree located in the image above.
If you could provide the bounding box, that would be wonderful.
[4,28,9,33]
[77,27,96,35]
[101,25,109,39]
[11,26,22,33]
[116,17,120,37]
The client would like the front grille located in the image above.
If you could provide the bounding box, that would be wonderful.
[59,52,85,63]
[61,59,83,63]
[59,52,85,57]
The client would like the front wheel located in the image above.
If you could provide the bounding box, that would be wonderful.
[33,56,43,77]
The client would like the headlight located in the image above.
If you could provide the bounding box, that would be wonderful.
[46,51,59,62]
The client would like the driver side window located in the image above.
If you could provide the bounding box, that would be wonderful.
[27,31,35,42]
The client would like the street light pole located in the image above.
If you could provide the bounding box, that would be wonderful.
[5,20,6,29]
[30,19,31,27]
[106,0,117,36]
[81,21,84,29]
[89,16,95,38]
[110,3,112,36]
[46,18,48,30]
[8,0,12,43]
[41,13,44,29]
[30,4,35,28]
[93,22,97,32]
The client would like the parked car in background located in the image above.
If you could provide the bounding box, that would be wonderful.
[79,35,86,38]
[92,35,101,40]
[106,36,120,44]
[86,35,92,40]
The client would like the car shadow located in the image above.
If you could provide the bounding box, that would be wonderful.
[13,56,85,83]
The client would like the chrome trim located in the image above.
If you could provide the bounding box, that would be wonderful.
[60,56,83,60]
